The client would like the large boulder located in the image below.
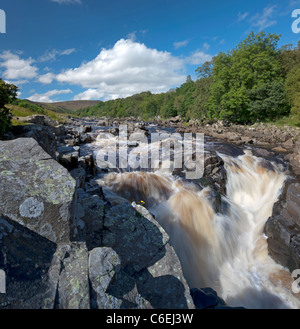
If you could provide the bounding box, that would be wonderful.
[265,180,300,272]
[98,202,194,309]
[0,138,76,243]
[12,124,57,158]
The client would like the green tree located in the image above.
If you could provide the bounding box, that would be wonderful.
[207,31,284,123]
[247,81,290,121]
[0,79,18,137]
[285,65,300,118]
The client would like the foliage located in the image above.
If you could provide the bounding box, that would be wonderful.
[0,79,18,137]
[77,32,298,126]
[207,31,284,123]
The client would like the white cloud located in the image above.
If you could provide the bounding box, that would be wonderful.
[203,42,210,50]
[57,38,186,100]
[51,0,82,4]
[250,5,277,30]
[237,12,249,22]
[37,72,56,84]
[186,50,213,65]
[173,40,189,49]
[74,89,104,101]
[0,51,38,80]
[38,48,76,62]
[27,89,73,103]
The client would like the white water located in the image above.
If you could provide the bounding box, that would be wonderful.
[98,149,300,309]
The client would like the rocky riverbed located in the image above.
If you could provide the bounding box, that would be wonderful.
[0,114,299,309]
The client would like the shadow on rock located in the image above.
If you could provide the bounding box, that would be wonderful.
[88,202,193,309]
[0,215,56,309]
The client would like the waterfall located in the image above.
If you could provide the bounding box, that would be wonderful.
[99,148,300,309]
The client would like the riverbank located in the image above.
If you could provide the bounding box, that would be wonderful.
[0,114,299,309]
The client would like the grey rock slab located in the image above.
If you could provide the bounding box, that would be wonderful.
[0,138,76,243]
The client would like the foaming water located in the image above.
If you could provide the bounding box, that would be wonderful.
[100,151,300,309]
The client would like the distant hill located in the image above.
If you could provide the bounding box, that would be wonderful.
[26,100,101,112]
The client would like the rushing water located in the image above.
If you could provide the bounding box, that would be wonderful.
[89,123,300,309]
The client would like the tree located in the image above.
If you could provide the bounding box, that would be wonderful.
[285,65,300,118]
[247,81,290,121]
[206,31,284,123]
[0,79,18,137]
[196,61,213,79]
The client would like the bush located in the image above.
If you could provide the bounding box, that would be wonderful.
[0,79,18,138]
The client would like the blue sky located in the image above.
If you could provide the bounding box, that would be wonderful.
[0,0,299,102]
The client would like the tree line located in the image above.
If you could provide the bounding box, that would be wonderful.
[78,31,300,126]
[1,31,299,138]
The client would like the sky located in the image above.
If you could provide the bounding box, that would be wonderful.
[0,0,299,103]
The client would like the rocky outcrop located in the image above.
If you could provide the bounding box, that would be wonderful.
[0,137,195,309]
[176,120,299,150]
[0,138,76,243]
[12,124,57,158]
[265,180,300,272]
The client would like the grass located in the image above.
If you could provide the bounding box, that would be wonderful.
[6,102,72,124]
[267,114,300,128]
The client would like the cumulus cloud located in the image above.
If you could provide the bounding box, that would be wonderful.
[37,72,56,84]
[27,89,73,103]
[0,51,38,81]
[57,38,186,100]
[186,50,213,65]
[250,5,277,30]
[74,89,104,101]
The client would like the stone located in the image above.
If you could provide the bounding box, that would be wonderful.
[80,133,93,144]
[89,247,123,309]
[72,188,104,249]
[12,124,57,158]
[265,181,300,272]
[102,201,194,309]
[70,167,86,189]
[282,138,294,150]
[272,146,288,153]
[0,138,76,243]
[57,242,90,309]
[0,214,57,309]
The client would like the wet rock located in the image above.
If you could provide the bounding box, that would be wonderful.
[190,287,243,309]
[80,133,93,144]
[265,181,300,272]
[0,138,76,243]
